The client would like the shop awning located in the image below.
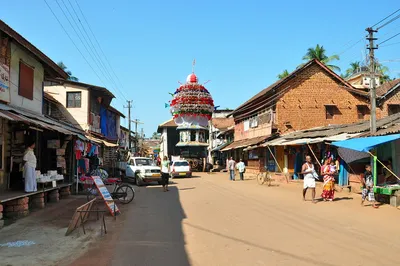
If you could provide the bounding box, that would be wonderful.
[261,133,361,147]
[221,136,268,151]
[0,104,85,137]
[331,134,400,152]
[86,135,118,147]
[212,142,231,152]
[103,140,118,147]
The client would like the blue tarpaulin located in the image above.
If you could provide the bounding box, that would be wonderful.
[331,134,400,152]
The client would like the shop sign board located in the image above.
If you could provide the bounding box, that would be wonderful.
[0,63,10,103]
[91,176,120,216]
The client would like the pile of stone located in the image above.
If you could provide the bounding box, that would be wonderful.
[47,190,59,203]
[0,204,4,229]
[59,186,71,199]
[3,197,29,219]
[30,193,45,209]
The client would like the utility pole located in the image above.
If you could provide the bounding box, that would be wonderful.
[124,100,133,150]
[132,119,143,155]
[366,27,378,134]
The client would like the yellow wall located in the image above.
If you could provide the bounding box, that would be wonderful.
[44,84,89,130]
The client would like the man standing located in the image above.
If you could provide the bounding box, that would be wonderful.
[236,159,246,181]
[228,157,236,181]
[301,155,318,203]
[361,164,379,208]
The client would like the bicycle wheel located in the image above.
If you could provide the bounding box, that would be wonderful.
[115,184,135,204]
[256,172,265,185]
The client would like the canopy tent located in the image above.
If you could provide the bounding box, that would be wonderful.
[331,134,400,152]
[332,134,400,195]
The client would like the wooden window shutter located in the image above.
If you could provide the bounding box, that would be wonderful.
[19,61,34,100]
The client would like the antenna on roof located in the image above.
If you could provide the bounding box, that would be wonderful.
[192,59,196,73]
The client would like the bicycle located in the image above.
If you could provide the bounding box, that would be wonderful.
[81,176,135,204]
[256,167,274,186]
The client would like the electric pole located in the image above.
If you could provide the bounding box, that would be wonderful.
[124,100,133,150]
[366,27,378,134]
[132,119,143,155]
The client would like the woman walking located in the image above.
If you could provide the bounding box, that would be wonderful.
[321,159,335,201]
[161,156,170,192]
[23,141,37,193]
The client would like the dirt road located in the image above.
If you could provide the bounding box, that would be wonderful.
[70,173,400,266]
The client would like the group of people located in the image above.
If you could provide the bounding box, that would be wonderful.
[302,155,378,208]
[227,157,246,181]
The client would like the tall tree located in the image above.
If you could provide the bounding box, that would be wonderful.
[57,61,79,81]
[277,69,290,80]
[344,61,361,78]
[301,44,340,72]
[376,63,392,83]
[152,132,160,139]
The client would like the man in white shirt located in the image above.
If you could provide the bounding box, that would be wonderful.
[23,141,37,192]
[228,157,236,181]
[236,159,246,181]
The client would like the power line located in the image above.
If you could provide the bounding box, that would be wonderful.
[74,0,127,92]
[43,0,108,88]
[377,13,400,30]
[380,41,400,48]
[57,0,126,103]
[65,0,127,101]
[372,8,400,28]
[379,32,400,45]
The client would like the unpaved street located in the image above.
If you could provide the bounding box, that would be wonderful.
[70,173,400,266]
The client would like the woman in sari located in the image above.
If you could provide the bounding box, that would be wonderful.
[321,159,335,201]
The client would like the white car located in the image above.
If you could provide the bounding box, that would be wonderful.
[171,160,192,178]
[125,157,162,186]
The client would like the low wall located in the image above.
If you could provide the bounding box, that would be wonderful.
[0,186,71,230]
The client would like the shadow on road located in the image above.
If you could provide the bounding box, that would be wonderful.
[109,185,190,266]
[183,222,336,266]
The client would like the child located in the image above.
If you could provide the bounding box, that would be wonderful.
[329,160,337,174]
[361,164,378,208]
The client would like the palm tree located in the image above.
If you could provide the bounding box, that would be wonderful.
[375,63,392,83]
[344,61,361,78]
[57,61,79,81]
[277,69,290,79]
[301,44,340,72]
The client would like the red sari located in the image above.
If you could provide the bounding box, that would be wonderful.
[321,165,335,201]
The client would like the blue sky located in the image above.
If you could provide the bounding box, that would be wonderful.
[2,1,400,136]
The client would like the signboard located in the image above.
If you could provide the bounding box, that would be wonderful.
[0,63,10,103]
[92,176,120,216]
[65,198,96,236]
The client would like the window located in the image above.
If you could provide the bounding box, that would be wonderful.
[190,131,196,142]
[134,158,154,166]
[325,105,339,119]
[357,105,369,119]
[67,92,82,108]
[174,161,189,167]
[18,61,34,100]
[388,105,400,115]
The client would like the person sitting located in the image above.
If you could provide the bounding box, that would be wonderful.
[384,160,398,184]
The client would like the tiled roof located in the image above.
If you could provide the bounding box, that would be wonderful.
[159,119,177,128]
[0,20,68,79]
[232,59,364,116]
[376,79,400,97]
[277,112,400,139]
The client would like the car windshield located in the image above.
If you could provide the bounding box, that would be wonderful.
[135,159,154,166]
[175,161,189,166]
